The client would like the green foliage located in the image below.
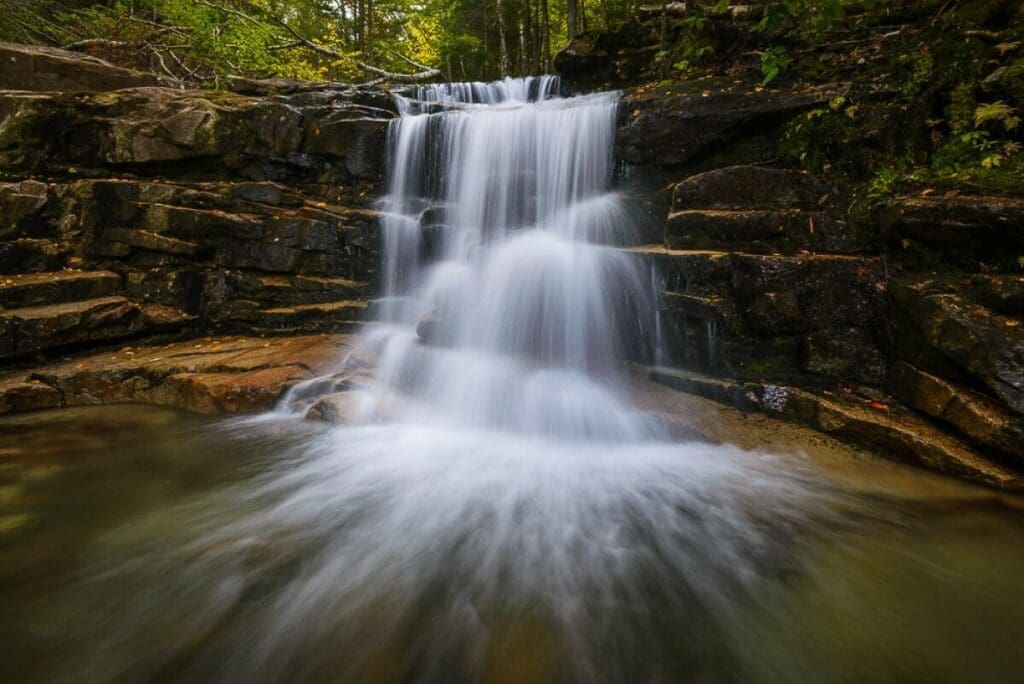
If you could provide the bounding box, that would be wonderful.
[974,101,1021,131]
[760,46,790,86]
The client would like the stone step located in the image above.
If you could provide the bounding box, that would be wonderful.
[878,194,1024,261]
[0,270,121,309]
[0,296,192,359]
[670,165,838,212]
[244,274,367,306]
[665,208,845,252]
[0,238,70,274]
[231,300,369,334]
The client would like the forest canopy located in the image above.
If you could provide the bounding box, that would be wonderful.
[0,0,639,86]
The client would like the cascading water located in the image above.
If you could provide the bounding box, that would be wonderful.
[328,76,661,440]
[24,78,946,683]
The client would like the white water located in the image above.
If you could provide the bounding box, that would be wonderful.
[317,75,662,441]
[48,78,858,682]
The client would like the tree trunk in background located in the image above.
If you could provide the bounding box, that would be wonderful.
[519,10,527,76]
[567,0,578,40]
[541,0,552,71]
[497,0,510,76]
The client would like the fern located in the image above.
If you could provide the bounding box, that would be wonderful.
[974,101,1021,131]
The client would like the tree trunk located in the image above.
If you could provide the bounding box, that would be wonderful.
[518,11,527,76]
[567,0,578,40]
[541,0,552,71]
[497,0,510,76]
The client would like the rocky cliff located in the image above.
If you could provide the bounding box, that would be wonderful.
[1,40,1022,488]
[557,25,1024,487]
[0,43,390,352]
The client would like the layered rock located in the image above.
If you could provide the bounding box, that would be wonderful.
[0,43,394,362]
[0,334,352,415]
[613,77,1024,484]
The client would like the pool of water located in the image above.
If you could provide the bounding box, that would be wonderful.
[1,405,1023,683]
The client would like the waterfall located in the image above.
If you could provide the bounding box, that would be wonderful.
[43,77,853,683]
[350,76,661,440]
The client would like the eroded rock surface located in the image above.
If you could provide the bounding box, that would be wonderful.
[0,334,352,415]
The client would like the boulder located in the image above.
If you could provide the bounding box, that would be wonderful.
[0,42,169,91]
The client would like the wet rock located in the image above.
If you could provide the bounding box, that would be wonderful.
[889,362,1024,464]
[649,366,1024,490]
[13,334,353,415]
[891,277,1024,415]
[0,86,391,184]
[159,366,309,414]
[0,296,191,360]
[0,181,50,238]
[0,42,169,91]
[0,375,62,414]
[638,247,886,382]
[966,274,1024,316]
[665,166,863,253]
[305,391,367,424]
[672,165,838,212]
[803,328,885,384]
[0,270,120,308]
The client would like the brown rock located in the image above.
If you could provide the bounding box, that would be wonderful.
[0,43,169,91]
[20,334,354,414]
[889,362,1024,464]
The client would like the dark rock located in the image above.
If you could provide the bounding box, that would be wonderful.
[879,194,1024,259]
[0,296,189,359]
[618,83,846,168]
[672,165,838,212]
[0,270,120,308]
[803,328,885,384]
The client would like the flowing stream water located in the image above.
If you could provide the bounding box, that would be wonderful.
[2,78,1024,683]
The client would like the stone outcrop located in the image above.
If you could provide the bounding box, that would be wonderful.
[0,43,172,91]
[613,76,1024,486]
[0,43,394,362]
[650,366,1024,490]
[617,82,845,168]
[0,334,352,415]
[0,85,390,187]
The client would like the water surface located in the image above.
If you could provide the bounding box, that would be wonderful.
[1,405,1023,683]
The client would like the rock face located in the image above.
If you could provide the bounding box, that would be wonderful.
[607,70,1024,485]
[0,43,393,362]
[617,83,845,168]
[0,43,171,91]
